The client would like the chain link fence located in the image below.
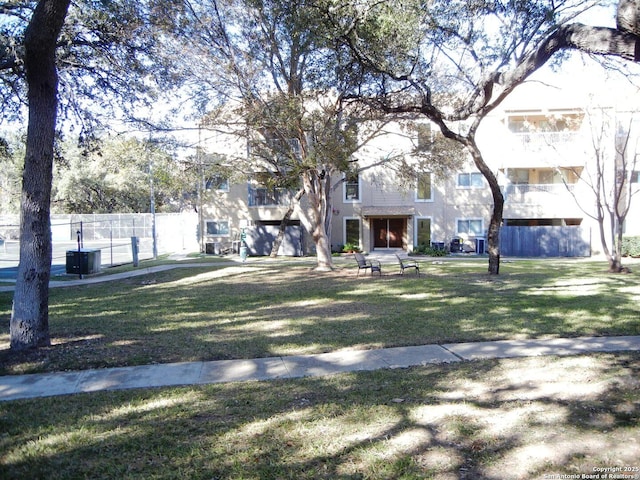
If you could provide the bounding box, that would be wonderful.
[0,213,198,271]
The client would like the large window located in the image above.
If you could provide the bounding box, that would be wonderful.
[344,173,360,201]
[206,220,230,236]
[416,173,433,201]
[344,218,360,247]
[457,172,484,188]
[248,172,294,206]
[507,113,582,132]
[457,219,483,236]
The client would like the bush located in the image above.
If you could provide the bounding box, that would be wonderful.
[412,244,448,256]
[622,236,640,257]
[341,242,361,253]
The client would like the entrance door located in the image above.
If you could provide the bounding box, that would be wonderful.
[373,218,405,249]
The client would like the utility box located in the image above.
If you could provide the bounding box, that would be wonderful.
[66,249,101,275]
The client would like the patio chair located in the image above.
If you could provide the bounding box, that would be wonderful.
[396,253,420,275]
[354,252,382,276]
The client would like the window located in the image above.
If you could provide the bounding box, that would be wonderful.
[632,171,639,183]
[206,220,230,236]
[507,169,530,184]
[257,136,302,163]
[507,113,582,133]
[457,219,483,236]
[344,218,360,246]
[416,123,433,150]
[344,173,360,201]
[538,170,555,185]
[416,173,433,201]
[248,172,295,206]
[415,218,431,247]
[457,172,484,188]
[205,175,229,191]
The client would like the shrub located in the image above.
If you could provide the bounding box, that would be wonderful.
[622,236,640,257]
[341,242,361,253]
[412,244,448,256]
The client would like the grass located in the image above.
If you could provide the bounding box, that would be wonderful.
[1,257,639,375]
[1,353,638,479]
[1,257,639,479]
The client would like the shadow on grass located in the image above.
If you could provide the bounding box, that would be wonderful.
[0,261,639,375]
[1,353,638,479]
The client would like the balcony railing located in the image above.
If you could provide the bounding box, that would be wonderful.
[503,183,576,201]
[512,131,579,150]
[248,187,294,207]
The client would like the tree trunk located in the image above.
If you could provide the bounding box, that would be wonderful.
[298,169,334,271]
[10,0,71,351]
[270,188,305,258]
[486,208,502,275]
[467,142,504,275]
[610,215,627,272]
[313,228,334,271]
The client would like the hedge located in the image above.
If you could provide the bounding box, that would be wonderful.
[622,236,640,257]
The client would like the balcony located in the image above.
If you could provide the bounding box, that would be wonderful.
[502,183,583,219]
[504,183,574,194]
[503,183,576,204]
[248,187,294,207]
[512,131,580,153]
[514,131,578,144]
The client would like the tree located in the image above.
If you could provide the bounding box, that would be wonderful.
[53,135,189,214]
[4,0,158,351]
[566,106,639,272]
[330,0,640,274]
[1,1,160,130]
[155,0,408,270]
[10,0,71,350]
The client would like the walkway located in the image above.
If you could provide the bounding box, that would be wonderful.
[2,335,640,401]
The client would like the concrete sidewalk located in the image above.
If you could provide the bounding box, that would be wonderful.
[0,257,323,292]
[0,263,221,292]
[2,335,640,402]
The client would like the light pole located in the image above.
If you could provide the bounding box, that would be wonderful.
[148,134,158,260]
[197,123,205,254]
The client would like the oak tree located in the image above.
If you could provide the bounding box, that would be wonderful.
[10,0,71,350]
[2,0,157,350]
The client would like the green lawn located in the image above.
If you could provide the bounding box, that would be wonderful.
[1,257,639,375]
[1,257,639,479]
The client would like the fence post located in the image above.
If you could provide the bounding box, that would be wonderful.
[131,236,139,267]
[76,229,83,279]
[110,221,113,266]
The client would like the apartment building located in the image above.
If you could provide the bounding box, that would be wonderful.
[198,79,640,257]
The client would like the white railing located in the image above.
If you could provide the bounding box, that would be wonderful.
[512,132,579,150]
[504,183,575,196]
